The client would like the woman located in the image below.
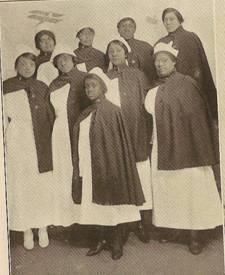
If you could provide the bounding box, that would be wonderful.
[145,42,222,254]
[34,25,58,85]
[106,40,153,242]
[48,46,89,226]
[74,27,106,72]
[156,7,217,120]
[3,51,54,249]
[72,70,145,260]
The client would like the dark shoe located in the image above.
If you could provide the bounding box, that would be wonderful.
[111,247,123,260]
[86,240,106,256]
[159,229,181,244]
[135,223,150,243]
[188,240,203,255]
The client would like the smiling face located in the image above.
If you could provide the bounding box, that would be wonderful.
[16,56,36,78]
[85,77,104,101]
[154,52,176,78]
[39,34,55,53]
[163,12,181,33]
[108,43,127,66]
[78,29,94,47]
[56,54,74,73]
[118,19,136,40]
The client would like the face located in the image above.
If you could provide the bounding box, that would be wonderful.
[39,34,55,53]
[85,78,104,101]
[118,20,136,40]
[163,12,181,33]
[78,29,94,46]
[108,43,126,66]
[154,52,176,78]
[56,54,74,73]
[16,57,36,78]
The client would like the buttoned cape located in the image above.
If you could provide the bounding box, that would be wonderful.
[3,76,54,173]
[126,38,157,86]
[107,64,152,162]
[146,72,218,170]
[74,43,106,72]
[72,98,145,205]
[156,26,217,119]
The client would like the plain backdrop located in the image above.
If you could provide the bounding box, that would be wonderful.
[0,0,216,81]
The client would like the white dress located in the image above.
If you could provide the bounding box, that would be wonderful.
[75,113,141,226]
[145,87,223,230]
[50,84,79,226]
[4,90,54,232]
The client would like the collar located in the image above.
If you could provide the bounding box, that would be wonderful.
[168,25,184,37]
[78,42,92,50]
[114,63,129,72]
[159,70,177,85]
[39,51,53,57]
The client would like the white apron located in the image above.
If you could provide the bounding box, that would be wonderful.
[4,90,54,231]
[50,84,80,226]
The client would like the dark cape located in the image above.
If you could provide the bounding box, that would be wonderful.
[34,51,52,78]
[154,72,218,170]
[156,26,217,119]
[3,76,54,173]
[74,43,106,72]
[49,67,89,154]
[107,64,152,162]
[126,38,157,86]
[72,98,145,206]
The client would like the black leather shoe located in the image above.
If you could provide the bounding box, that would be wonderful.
[86,240,106,256]
[135,223,150,243]
[188,240,203,255]
[111,247,123,260]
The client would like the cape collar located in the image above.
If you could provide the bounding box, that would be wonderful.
[168,25,184,38]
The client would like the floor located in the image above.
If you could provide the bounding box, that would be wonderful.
[8,226,224,275]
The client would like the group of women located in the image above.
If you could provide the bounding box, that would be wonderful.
[3,8,222,260]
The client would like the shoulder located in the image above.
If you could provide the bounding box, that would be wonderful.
[33,79,48,89]
[49,77,61,92]
[3,76,16,87]
[103,99,121,112]
[134,38,153,48]
[92,47,105,56]
[3,77,17,94]
[155,35,169,46]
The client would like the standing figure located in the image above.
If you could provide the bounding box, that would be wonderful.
[117,17,156,86]
[3,51,54,250]
[106,40,153,243]
[48,46,88,226]
[74,27,106,72]
[156,8,217,119]
[34,25,58,85]
[145,42,222,255]
[72,70,144,260]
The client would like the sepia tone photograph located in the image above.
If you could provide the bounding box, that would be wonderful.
[0,0,224,274]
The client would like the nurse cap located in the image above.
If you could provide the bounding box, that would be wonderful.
[89,67,110,86]
[14,44,36,60]
[34,22,54,35]
[154,41,178,57]
[76,26,95,38]
[109,36,131,53]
